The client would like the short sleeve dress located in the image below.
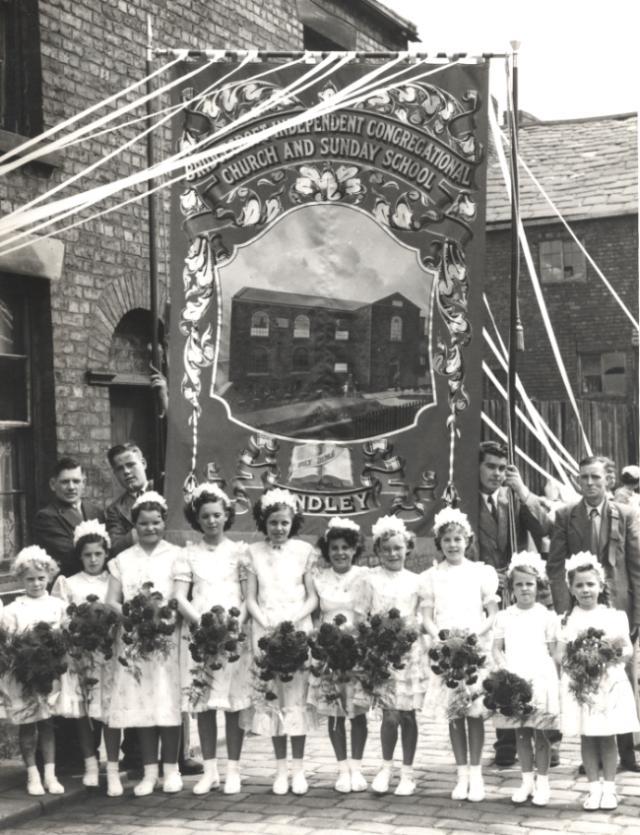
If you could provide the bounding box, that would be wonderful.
[357,566,426,711]
[173,539,251,713]
[492,603,559,728]
[106,541,182,729]
[421,558,499,720]
[0,594,81,723]
[244,538,316,736]
[558,605,640,736]
[307,564,369,718]
[51,570,114,722]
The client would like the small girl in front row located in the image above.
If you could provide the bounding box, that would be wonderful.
[0,547,71,796]
[174,483,251,795]
[52,521,122,794]
[492,551,559,806]
[308,517,369,793]
[557,552,639,812]
[421,507,499,802]
[358,515,426,797]
[244,488,318,795]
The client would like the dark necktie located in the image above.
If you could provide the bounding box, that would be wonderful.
[589,507,599,555]
[487,495,498,523]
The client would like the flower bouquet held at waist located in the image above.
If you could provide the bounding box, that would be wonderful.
[352,608,418,706]
[308,614,361,712]
[187,605,246,707]
[118,581,179,682]
[562,626,625,707]
[65,594,119,715]
[482,669,539,725]
[255,621,309,701]
[428,629,486,720]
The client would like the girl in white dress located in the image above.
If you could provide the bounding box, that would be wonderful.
[174,483,250,796]
[421,507,499,803]
[308,517,369,794]
[358,515,426,798]
[106,491,183,797]
[556,551,640,812]
[492,551,559,806]
[244,488,318,796]
[52,520,122,793]
[1,547,67,796]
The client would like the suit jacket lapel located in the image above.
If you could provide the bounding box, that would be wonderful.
[570,502,590,551]
[496,489,509,554]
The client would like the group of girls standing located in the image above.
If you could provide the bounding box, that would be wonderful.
[0,487,638,813]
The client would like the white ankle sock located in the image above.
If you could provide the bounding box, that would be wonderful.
[337,760,349,775]
[291,758,305,775]
[43,763,56,781]
[27,765,41,782]
[275,759,287,776]
[350,758,363,772]
[226,760,239,774]
[401,765,414,778]
[469,764,482,777]
[163,762,179,777]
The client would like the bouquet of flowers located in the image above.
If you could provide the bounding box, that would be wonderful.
[187,605,246,707]
[352,608,418,706]
[255,621,309,701]
[482,669,536,724]
[9,622,68,719]
[65,594,119,715]
[428,629,486,720]
[118,582,179,682]
[562,626,625,706]
[308,614,362,713]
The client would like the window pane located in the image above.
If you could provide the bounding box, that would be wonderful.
[0,293,23,353]
[602,351,626,395]
[390,316,402,342]
[250,311,269,337]
[293,315,310,339]
[539,240,563,281]
[563,240,586,281]
[0,437,24,556]
[0,356,28,420]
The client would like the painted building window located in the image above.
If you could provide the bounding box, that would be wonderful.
[539,239,586,282]
[334,318,349,341]
[248,347,269,375]
[390,315,403,342]
[292,347,309,371]
[250,311,269,337]
[580,351,627,396]
[293,314,310,339]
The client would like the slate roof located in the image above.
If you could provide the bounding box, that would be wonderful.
[486,112,638,225]
[233,286,367,311]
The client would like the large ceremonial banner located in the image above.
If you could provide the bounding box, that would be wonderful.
[166,58,489,543]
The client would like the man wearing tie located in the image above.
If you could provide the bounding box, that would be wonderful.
[105,443,152,555]
[548,454,640,771]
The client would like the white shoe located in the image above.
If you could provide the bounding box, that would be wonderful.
[193,773,220,795]
[599,789,618,810]
[350,770,367,792]
[394,776,416,796]
[44,777,65,795]
[583,787,602,811]
[106,772,123,797]
[512,782,534,804]
[162,772,183,794]
[223,772,242,795]
[451,776,468,801]
[371,768,391,794]
[27,777,45,796]
[467,774,485,802]
[291,771,308,795]
[272,773,289,795]
[334,772,351,793]
[531,778,550,807]
[133,776,158,797]
[82,769,99,788]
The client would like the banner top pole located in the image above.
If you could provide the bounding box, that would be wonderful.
[150,48,506,62]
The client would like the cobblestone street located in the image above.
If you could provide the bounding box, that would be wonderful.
[3,715,640,834]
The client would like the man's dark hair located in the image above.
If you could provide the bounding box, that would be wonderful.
[107,442,145,468]
[51,456,82,478]
[479,440,507,463]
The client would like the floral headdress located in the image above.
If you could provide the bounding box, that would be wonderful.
[12,545,57,577]
[132,490,168,511]
[73,519,111,548]
[371,514,407,542]
[565,551,605,584]
[326,516,360,535]
[507,550,546,578]
[432,507,472,539]
[259,488,300,513]
[189,482,230,506]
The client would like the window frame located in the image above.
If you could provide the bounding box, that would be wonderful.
[390,315,403,342]
[250,310,270,338]
[539,238,587,283]
[0,0,43,138]
[579,351,628,397]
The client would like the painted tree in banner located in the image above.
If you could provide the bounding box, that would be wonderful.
[301,307,339,401]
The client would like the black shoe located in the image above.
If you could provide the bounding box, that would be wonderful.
[492,755,516,767]
[180,757,204,775]
[578,764,586,775]
[618,759,640,773]
[550,752,560,768]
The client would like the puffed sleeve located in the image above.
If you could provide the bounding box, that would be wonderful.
[304,543,319,574]
[417,569,433,605]
[544,608,558,644]
[244,545,257,576]
[480,563,500,606]
[235,543,250,583]
[0,602,17,633]
[51,575,70,603]
[493,609,507,641]
[172,548,192,584]
[353,571,372,618]
[107,554,123,583]
[51,596,66,627]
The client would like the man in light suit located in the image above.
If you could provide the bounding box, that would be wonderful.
[33,456,103,577]
[548,455,640,771]
[105,443,151,555]
[476,441,552,766]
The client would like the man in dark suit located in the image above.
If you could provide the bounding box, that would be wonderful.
[476,441,552,766]
[548,454,640,771]
[33,457,103,576]
[105,443,151,555]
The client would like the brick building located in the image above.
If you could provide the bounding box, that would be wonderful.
[0,0,417,587]
[484,112,639,472]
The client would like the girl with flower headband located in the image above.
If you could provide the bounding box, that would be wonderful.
[173,483,251,795]
[105,490,183,796]
[1,546,72,796]
[491,551,560,806]
[556,551,639,811]
[356,514,426,797]
[51,521,122,794]
[421,506,499,803]
[307,516,369,793]
[244,487,318,796]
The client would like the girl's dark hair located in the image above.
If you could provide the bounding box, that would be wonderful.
[434,522,473,555]
[507,563,549,598]
[184,488,235,532]
[317,526,364,563]
[252,495,304,536]
[132,499,168,524]
[73,533,109,574]
[561,565,611,626]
